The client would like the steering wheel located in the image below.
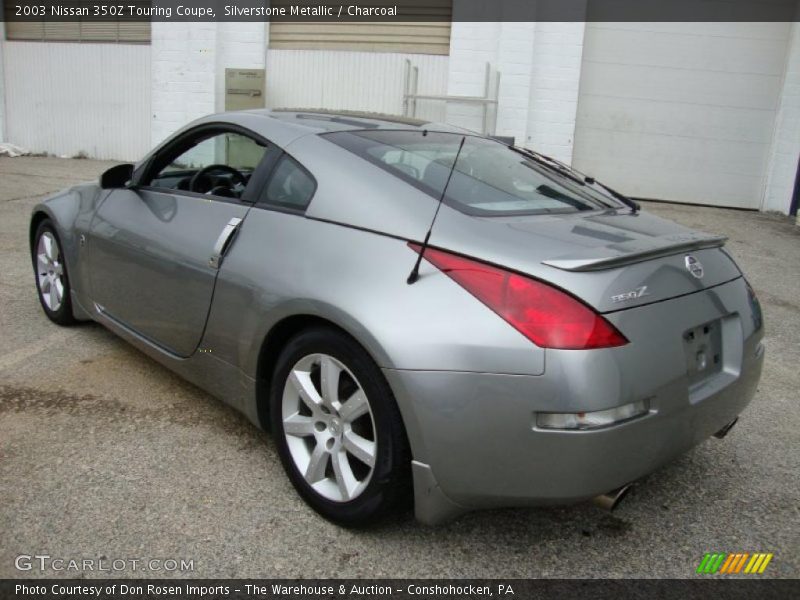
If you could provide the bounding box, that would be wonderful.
[189,164,245,194]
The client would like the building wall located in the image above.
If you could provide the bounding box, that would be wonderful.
[445,15,586,164]
[151,24,448,147]
[763,20,800,214]
[572,22,793,210]
[151,22,267,148]
[444,21,502,134]
[150,23,217,148]
[3,41,150,160]
[494,22,536,144]
[1,18,797,214]
[215,23,267,114]
[265,49,448,122]
[525,21,586,164]
[0,23,6,143]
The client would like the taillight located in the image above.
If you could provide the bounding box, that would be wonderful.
[745,279,763,331]
[409,243,628,350]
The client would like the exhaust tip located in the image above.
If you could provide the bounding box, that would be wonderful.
[713,418,738,439]
[592,484,632,512]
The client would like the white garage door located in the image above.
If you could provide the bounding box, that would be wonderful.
[573,22,793,208]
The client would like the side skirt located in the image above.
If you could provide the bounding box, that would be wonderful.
[89,301,262,430]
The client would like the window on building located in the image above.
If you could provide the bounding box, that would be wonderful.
[4,3,151,43]
[268,1,452,55]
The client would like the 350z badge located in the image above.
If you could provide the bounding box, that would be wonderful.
[611,286,650,303]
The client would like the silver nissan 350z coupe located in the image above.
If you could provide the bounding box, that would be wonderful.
[30,110,764,526]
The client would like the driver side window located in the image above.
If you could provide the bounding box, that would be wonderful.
[148,131,268,200]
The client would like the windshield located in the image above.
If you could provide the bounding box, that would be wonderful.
[324,130,617,216]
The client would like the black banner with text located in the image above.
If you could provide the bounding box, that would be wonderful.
[2,0,800,22]
[3,579,800,600]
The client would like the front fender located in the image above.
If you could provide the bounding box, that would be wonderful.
[30,183,106,320]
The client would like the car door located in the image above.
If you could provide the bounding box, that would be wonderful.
[88,124,279,357]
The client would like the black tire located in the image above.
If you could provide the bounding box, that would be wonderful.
[31,219,76,326]
[270,327,410,527]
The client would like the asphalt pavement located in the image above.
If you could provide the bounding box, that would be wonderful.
[1,156,798,578]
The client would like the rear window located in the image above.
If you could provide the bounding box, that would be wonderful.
[324,130,613,216]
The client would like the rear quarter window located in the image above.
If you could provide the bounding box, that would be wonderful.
[259,155,316,212]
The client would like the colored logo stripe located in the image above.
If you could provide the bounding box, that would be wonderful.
[719,554,736,573]
[697,553,726,574]
[698,553,773,574]
[745,553,773,574]
[721,553,748,574]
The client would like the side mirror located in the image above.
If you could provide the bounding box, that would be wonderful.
[100,163,134,189]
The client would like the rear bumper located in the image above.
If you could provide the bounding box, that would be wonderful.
[383,278,765,524]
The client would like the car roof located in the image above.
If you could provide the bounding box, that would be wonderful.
[138,108,478,175]
[185,108,477,151]
[251,109,432,131]
[230,108,473,136]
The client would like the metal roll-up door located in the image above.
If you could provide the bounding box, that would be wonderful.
[572,20,793,208]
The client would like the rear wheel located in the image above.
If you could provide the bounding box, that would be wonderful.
[270,327,410,526]
[32,220,76,326]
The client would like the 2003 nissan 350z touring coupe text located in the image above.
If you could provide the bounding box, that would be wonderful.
[30,110,764,526]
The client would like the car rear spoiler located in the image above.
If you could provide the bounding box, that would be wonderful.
[542,233,728,272]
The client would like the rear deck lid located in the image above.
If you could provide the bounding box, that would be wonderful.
[429,207,743,313]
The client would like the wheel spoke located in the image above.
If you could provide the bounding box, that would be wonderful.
[319,355,341,406]
[304,443,329,484]
[40,277,51,294]
[339,390,369,423]
[289,370,323,412]
[331,450,358,501]
[343,430,376,467]
[37,252,50,270]
[54,279,64,304]
[43,234,56,261]
[48,285,59,310]
[283,414,316,437]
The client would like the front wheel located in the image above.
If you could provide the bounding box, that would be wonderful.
[270,327,410,527]
[32,220,76,326]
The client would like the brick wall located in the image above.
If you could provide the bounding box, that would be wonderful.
[525,21,586,164]
[445,2,587,164]
[214,23,267,114]
[444,22,502,133]
[151,23,216,147]
[495,22,536,144]
[150,23,266,148]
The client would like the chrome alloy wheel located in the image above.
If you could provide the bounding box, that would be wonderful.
[36,231,65,312]
[281,353,377,502]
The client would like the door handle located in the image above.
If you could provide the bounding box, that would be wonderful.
[209,217,243,269]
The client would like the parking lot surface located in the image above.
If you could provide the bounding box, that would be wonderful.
[1,157,798,578]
